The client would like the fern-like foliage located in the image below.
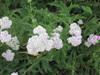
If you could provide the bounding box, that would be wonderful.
[0,0,100,75]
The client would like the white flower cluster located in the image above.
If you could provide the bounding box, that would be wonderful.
[2,49,15,61]
[27,25,63,56]
[0,16,20,61]
[6,36,20,50]
[0,16,12,30]
[85,34,98,47]
[0,16,20,50]
[77,19,83,25]
[11,72,18,75]
[67,23,82,46]
[0,30,11,43]
[53,26,63,33]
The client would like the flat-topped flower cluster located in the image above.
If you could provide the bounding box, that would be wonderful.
[67,22,82,46]
[0,17,99,75]
[0,17,99,63]
[26,25,63,56]
[0,17,20,62]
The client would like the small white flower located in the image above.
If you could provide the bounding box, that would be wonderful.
[53,26,63,33]
[69,23,79,29]
[67,36,82,46]
[85,34,98,47]
[77,19,83,25]
[11,72,18,75]
[68,22,82,46]
[45,39,54,51]
[6,36,20,50]
[26,36,46,56]
[69,23,81,36]
[0,16,12,30]
[84,41,92,47]
[38,32,49,40]
[0,30,11,43]
[69,29,81,36]
[52,32,60,37]
[2,49,15,61]
[33,26,46,35]
[38,33,53,51]
[52,33,63,49]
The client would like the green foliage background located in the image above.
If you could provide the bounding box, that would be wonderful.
[0,0,100,75]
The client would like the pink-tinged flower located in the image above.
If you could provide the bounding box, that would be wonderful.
[95,35,100,40]
[87,34,98,45]
[85,34,98,47]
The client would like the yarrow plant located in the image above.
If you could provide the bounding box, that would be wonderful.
[6,36,20,50]
[0,16,20,61]
[95,35,100,40]
[26,25,63,56]
[11,72,18,75]
[2,49,15,61]
[0,16,12,30]
[0,1,100,75]
[85,34,99,47]
[67,22,82,46]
